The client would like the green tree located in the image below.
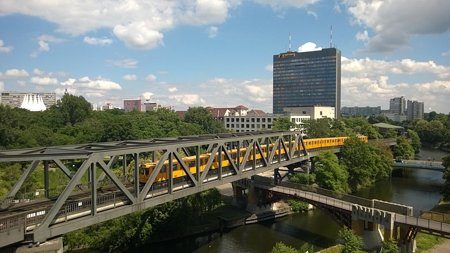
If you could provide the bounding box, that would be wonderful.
[184,107,225,134]
[303,118,333,138]
[337,227,364,253]
[341,137,393,191]
[290,173,315,185]
[407,129,421,154]
[443,154,450,168]
[382,239,399,253]
[273,117,295,131]
[54,93,92,126]
[393,136,415,160]
[270,242,298,253]
[314,152,349,193]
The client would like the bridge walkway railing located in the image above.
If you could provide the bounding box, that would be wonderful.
[252,179,450,235]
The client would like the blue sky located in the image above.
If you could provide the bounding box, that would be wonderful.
[0,0,449,113]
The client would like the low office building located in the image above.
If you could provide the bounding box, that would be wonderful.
[283,106,335,120]
[341,106,381,117]
[224,113,276,132]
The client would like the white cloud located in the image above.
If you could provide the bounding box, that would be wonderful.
[253,0,319,10]
[76,77,122,90]
[342,57,450,79]
[2,69,29,78]
[83,36,113,46]
[123,74,137,81]
[168,87,178,92]
[146,74,157,82]
[30,76,58,85]
[442,50,450,57]
[142,92,154,100]
[33,68,44,76]
[107,58,138,68]
[307,10,318,19]
[341,56,450,112]
[113,22,164,49]
[31,34,64,57]
[0,39,13,53]
[0,0,243,50]
[355,30,369,42]
[342,0,450,52]
[169,94,206,106]
[265,64,273,72]
[61,78,76,86]
[298,42,322,52]
[207,26,219,38]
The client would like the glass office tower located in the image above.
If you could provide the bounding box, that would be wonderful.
[273,48,341,117]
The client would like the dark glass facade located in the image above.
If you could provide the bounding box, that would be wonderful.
[273,48,341,117]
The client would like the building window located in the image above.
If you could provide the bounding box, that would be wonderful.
[268,125,272,129]
[241,124,244,128]
[251,118,255,122]
[257,118,260,122]
[251,124,255,128]
[231,124,234,128]
[303,111,306,114]
[268,118,272,122]
[262,118,266,122]
[246,118,249,122]
[246,124,250,128]
[226,118,230,122]
[320,111,323,115]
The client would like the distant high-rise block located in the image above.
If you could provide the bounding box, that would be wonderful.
[389,96,406,115]
[407,100,424,121]
[123,99,142,112]
[273,48,341,117]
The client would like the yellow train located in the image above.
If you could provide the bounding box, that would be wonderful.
[139,136,367,184]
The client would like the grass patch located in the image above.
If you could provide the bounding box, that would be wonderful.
[415,233,445,253]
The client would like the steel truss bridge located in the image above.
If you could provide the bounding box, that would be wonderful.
[1,131,313,247]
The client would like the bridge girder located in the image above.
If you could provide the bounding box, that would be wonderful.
[0,131,309,246]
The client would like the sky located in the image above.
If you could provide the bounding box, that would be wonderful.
[0,0,449,113]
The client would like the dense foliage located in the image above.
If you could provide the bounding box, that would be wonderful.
[341,137,393,192]
[270,242,299,253]
[286,199,310,213]
[393,136,415,159]
[183,107,225,133]
[303,117,381,139]
[382,239,399,253]
[337,228,364,253]
[314,152,349,193]
[273,117,295,131]
[64,188,223,251]
[409,112,450,149]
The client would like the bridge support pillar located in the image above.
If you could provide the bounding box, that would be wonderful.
[398,225,417,253]
[8,237,63,253]
[231,182,247,208]
[351,219,365,236]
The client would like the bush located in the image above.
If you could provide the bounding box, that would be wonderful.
[286,199,309,213]
[337,228,364,253]
[382,239,398,253]
[270,242,298,253]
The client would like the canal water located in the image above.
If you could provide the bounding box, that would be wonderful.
[138,148,448,253]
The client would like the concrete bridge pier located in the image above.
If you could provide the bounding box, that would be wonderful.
[231,182,247,208]
[397,225,417,253]
[5,237,63,253]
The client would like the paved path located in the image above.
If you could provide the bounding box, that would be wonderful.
[426,239,450,253]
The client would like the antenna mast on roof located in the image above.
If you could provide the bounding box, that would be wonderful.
[330,25,333,48]
[288,32,292,52]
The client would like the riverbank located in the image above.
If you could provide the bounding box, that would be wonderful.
[416,200,450,252]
